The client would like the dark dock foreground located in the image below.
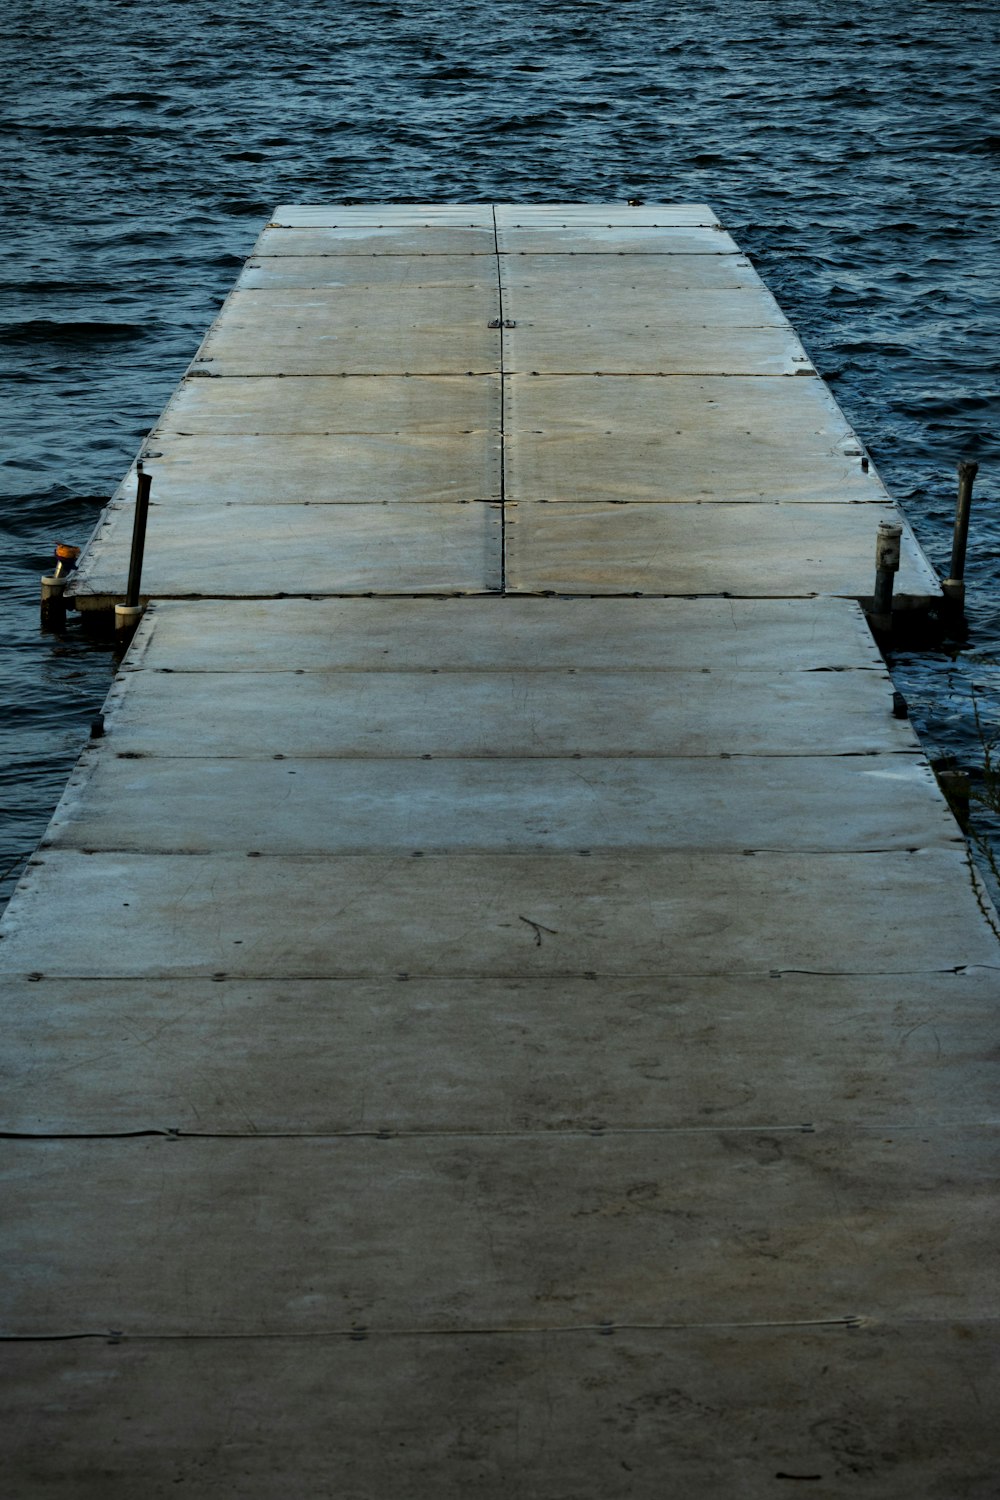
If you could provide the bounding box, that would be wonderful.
[2,204,997,1498]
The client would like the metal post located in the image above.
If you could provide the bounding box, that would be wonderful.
[942,460,979,609]
[116,461,152,642]
[125,461,152,609]
[869,521,902,633]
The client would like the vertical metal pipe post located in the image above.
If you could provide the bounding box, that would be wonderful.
[943,460,978,609]
[125,461,152,610]
[870,520,902,633]
[116,461,152,643]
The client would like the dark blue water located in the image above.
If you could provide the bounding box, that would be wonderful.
[3,0,999,902]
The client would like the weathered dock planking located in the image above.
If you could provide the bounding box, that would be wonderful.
[2,205,997,1497]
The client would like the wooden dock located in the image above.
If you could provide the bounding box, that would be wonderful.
[2,205,997,1497]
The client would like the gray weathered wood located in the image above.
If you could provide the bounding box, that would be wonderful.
[154,373,498,434]
[71,502,502,604]
[3,848,994,978]
[98,665,916,758]
[193,287,500,376]
[45,754,953,856]
[238,253,500,288]
[271,204,497,226]
[494,204,722,227]
[3,1129,996,1335]
[505,374,889,503]
[115,434,501,505]
[6,1324,994,1499]
[120,598,887,673]
[3,970,995,1135]
[496,226,740,254]
[499,252,763,288]
[505,501,940,599]
[504,320,811,375]
[252,226,498,256]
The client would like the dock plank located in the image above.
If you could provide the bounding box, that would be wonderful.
[504,321,811,375]
[153,372,498,434]
[193,286,500,376]
[45,755,955,856]
[505,374,888,503]
[496,225,741,253]
[503,284,795,332]
[114,433,501,505]
[252,226,498,255]
[3,849,995,978]
[493,204,722,226]
[3,1326,995,1500]
[505,501,939,598]
[499,252,764,289]
[3,1129,996,1335]
[271,205,498,226]
[238,254,500,288]
[72,502,502,603]
[99,667,917,758]
[120,598,887,673]
[3,970,996,1136]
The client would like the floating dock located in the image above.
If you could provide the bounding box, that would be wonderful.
[2,205,997,1496]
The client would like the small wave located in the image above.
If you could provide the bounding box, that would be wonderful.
[16,122,167,140]
[0,320,149,349]
[821,85,878,105]
[101,90,174,105]
[0,279,118,296]
[481,111,571,134]
[422,65,489,82]
[214,198,277,217]
[0,484,108,537]
[902,392,997,420]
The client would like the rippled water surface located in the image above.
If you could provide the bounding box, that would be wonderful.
[3,0,999,900]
